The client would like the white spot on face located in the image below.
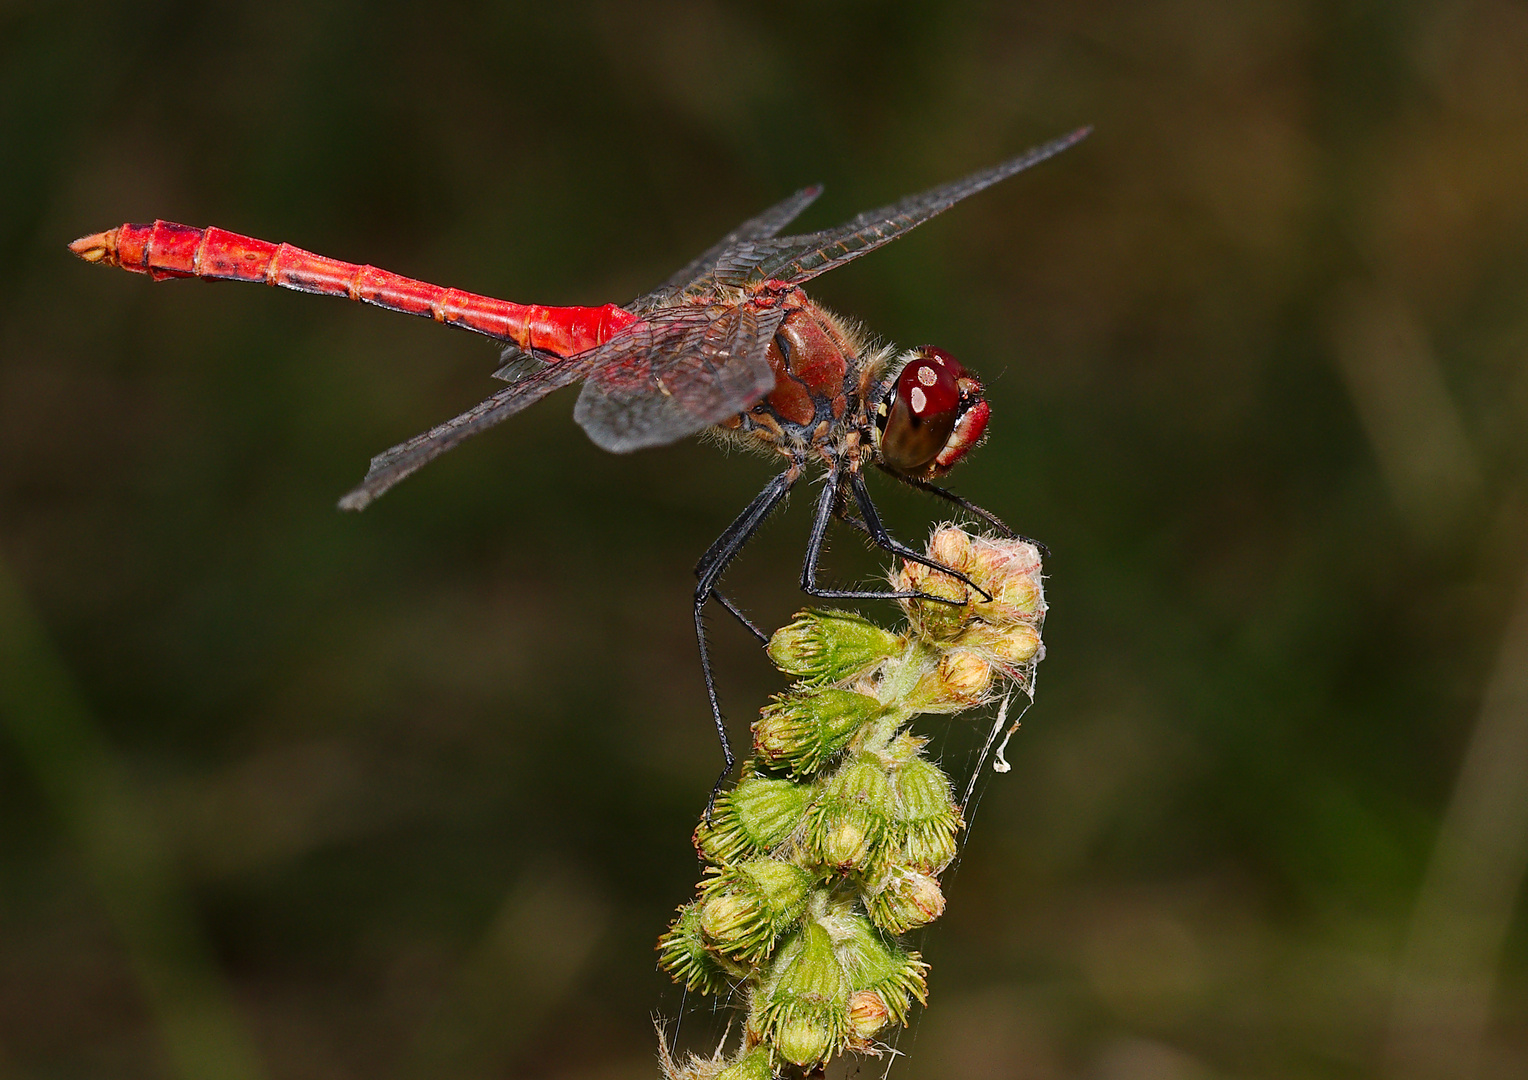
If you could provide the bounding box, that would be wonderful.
[910,386,928,414]
[917,365,938,386]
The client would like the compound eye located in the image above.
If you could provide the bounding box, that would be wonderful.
[879,351,962,472]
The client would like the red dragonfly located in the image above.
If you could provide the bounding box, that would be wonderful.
[71,127,1088,794]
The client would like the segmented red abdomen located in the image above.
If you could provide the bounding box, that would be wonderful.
[70,220,638,357]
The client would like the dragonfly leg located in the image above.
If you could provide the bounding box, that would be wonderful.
[693,467,800,812]
[876,465,1049,556]
[798,470,992,604]
[846,471,994,601]
[710,591,769,645]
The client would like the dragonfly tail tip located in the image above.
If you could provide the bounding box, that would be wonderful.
[69,229,119,265]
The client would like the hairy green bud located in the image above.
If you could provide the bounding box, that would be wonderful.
[699,859,813,962]
[712,1049,774,1080]
[892,560,974,640]
[752,921,850,1068]
[657,901,745,994]
[766,609,901,685]
[892,756,962,873]
[754,688,884,777]
[804,756,895,875]
[865,867,946,934]
[829,913,928,1025]
[696,778,812,864]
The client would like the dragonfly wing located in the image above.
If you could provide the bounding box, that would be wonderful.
[708,127,1090,289]
[491,186,821,381]
[574,304,784,453]
[339,355,594,510]
[346,300,782,507]
[490,344,554,383]
[633,184,823,312]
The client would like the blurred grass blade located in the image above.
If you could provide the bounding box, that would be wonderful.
[0,555,267,1080]
[1386,559,1528,1080]
[1329,284,1484,543]
[402,868,608,1080]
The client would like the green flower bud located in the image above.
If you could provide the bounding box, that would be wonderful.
[866,867,946,934]
[766,609,902,685]
[754,920,850,1068]
[892,757,962,873]
[775,1016,832,1068]
[884,732,929,765]
[699,859,813,962]
[804,756,895,875]
[657,901,745,994]
[754,688,884,777]
[695,778,811,864]
[828,913,928,1025]
[712,1049,774,1080]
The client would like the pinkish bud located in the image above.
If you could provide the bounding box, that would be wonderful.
[939,650,994,702]
[847,990,891,1040]
[927,525,973,572]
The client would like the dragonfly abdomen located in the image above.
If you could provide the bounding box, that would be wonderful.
[70,220,637,356]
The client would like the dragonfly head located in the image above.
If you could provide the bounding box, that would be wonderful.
[871,346,991,480]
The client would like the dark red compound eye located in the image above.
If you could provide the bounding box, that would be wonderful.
[878,348,965,473]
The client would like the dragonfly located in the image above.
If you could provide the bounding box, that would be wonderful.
[70,126,1088,799]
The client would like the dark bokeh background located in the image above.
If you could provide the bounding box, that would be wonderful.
[4,2,1528,1078]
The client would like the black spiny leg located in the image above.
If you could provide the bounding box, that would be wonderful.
[844,470,994,601]
[693,466,799,810]
[710,591,770,644]
[799,468,993,603]
[877,464,1050,556]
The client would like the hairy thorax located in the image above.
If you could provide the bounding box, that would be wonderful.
[713,292,891,467]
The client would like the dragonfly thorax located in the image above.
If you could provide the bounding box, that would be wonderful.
[715,298,873,459]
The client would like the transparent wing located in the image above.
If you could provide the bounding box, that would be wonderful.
[338,356,594,510]
[357,198,804,506]
[632,184,823,311]
[573,303,785,453]
[707,128,1090,289]
[490,184,820,384]
[490,345,553,383]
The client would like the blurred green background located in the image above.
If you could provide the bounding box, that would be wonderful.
[4,2,1528,1078]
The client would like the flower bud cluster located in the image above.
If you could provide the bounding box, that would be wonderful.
[896,527,1047,707]
[658,527,1046,1078]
